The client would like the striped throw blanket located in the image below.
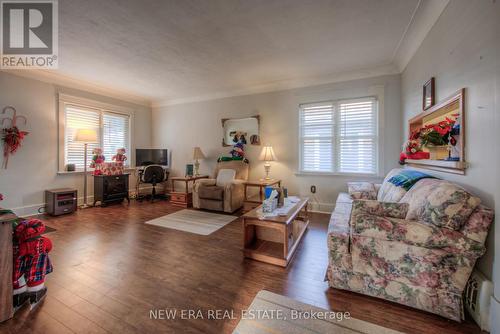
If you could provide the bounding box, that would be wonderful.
[388,170,436,191]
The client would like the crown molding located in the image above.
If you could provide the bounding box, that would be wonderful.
[1,1,448,109]
[392,0,450,72]
[0,69,153,107]
[152,63,399,108]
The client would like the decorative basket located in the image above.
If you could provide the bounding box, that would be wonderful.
[102,162,124,175]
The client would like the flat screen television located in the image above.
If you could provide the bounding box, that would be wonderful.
[136,149,169,167]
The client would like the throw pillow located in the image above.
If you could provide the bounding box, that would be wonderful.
[420,182,481,230]
[216,169,236,186]
[348,182,377,200]
[377,168,408,202]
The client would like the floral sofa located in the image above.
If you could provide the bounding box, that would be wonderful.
[327,168,493,321]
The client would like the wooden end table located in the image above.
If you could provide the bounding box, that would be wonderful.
[170,175,208,207]
[242,197,309,267]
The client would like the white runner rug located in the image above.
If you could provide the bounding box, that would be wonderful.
[233,290,404,334]
[145,209,237,235]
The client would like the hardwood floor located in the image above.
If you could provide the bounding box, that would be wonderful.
[0,200,481,334]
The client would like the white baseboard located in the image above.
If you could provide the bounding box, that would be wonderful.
[10,187,157,218]
[308,202,334,214]
[491,296,500,334]
[11,203,46,217]
[12,189,331,218]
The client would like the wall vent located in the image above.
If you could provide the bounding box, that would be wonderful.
[464,270,493,332]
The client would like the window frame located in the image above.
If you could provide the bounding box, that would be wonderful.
[298,95,380,176]
[58,93,134,173]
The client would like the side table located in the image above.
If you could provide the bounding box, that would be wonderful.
[243,179,282,213]
[170,175,209,207]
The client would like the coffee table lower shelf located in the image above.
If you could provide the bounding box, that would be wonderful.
[243,221,309,267]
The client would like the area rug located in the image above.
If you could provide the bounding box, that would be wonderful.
[232,290,403,334]
[145,209,237,235]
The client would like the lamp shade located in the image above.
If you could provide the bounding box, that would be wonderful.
[259,146,277,161]
[193,147,206,160]
[74,128,98,143]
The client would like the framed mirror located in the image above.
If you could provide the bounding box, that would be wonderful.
[221,116,260,146]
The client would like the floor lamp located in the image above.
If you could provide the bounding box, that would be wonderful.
[74,128,98,208]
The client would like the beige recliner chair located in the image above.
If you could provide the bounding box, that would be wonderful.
[193,160,249,213]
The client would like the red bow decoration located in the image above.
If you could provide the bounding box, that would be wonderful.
[1,106,28,169]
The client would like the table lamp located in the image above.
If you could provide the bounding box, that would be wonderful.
[259,146,277,180]
[193,147,206,176]
[74,128,98,208]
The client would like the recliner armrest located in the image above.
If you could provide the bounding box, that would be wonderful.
[226,179,246,186]
[193,178,216,192]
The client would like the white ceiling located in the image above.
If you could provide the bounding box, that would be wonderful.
[5,0,449,106]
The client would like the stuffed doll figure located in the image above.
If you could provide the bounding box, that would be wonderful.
[12,219,53,310]
[90,148,105,175]
[112,148,127,165]
[229,132,247,159]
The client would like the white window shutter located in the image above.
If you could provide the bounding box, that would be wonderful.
[299,97,378,174]
[102,112,130,165]
[64,105,100,170]
[299,102,334,172]
[338,98,377,174]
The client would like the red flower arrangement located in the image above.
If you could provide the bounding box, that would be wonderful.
[420,116,456,146]
[399,114,459,164]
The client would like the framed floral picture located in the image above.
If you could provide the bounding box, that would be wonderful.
[423,77,435,110]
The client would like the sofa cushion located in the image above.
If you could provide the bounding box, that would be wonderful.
[377,168,408,202]
[347,182,377,200]
[401,179,481,230]
[198,186,224,200]
[351,214,485,258]
[351,200,409,219]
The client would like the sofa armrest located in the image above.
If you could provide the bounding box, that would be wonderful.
[193,178,216,192]
[351,199,408,219]
[352,213,486,258]
[347,182,378,200]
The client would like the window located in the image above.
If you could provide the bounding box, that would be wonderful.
[299,97,378,175]
[62,100,131,171]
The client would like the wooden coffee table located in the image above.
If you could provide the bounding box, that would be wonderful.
[242,197,309,267]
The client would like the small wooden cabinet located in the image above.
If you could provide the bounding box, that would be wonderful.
[93,174,130,206]
[170,175,208,208]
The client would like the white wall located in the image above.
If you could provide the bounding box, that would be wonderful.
[152,74,402,212]
[0,71,152,215]
[400,0,499,327]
